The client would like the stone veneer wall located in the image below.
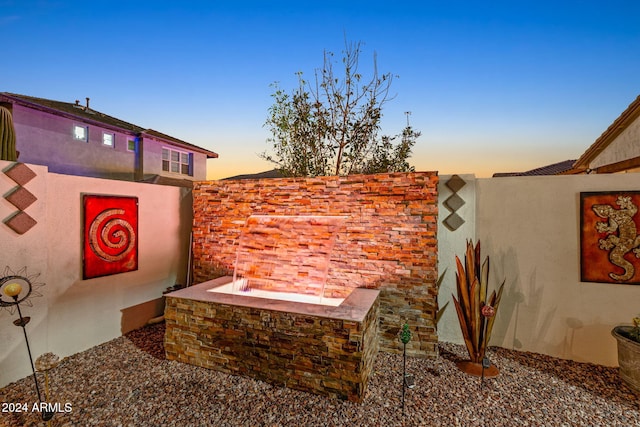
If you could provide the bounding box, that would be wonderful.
[233,215,347,296]
[192,172,439,357]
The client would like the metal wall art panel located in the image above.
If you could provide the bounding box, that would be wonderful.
[580,191,640,285]
[83,194,138,279]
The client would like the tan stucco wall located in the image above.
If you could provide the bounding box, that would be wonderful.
[0,161,192,387]
[466,174,639,367]
[437,174,477,346]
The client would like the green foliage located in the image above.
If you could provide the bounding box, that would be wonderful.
[0,106,17,161]
[262,41,419,177]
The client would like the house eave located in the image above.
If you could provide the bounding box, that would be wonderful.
[574,95,640,169]
[140,129,219,158]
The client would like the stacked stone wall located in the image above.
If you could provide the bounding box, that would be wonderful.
[192,172,438,356]
[164,288,380,402]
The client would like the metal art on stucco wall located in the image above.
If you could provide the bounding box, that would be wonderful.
[443,175,466,231]
[580,191,640,285]
[83,194,138,279]
[3,162,38,235]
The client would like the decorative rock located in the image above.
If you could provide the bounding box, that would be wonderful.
[1,323,638,426]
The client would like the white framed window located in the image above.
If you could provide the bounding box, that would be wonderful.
[103,132,115,147]
[162,147,192,176]
[73,125,88,141]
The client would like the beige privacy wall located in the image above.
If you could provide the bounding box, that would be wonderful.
[0,161,192,387]
[192,172,439,356]
[438,173,640,367]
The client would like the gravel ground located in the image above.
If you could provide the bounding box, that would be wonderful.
[1,322,638,427]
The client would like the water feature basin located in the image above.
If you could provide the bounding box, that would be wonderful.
[164,276,379,402]
[207,279,345,306]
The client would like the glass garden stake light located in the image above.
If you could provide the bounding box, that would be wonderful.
[2,281,54,421]
[36,353,61,427]
[400,323,412,415]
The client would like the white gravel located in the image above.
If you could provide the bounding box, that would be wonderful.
[1,322,638,426]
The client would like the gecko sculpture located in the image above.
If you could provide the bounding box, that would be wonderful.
[592,195,640,281]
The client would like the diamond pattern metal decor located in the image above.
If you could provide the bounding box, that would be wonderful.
[445,193,465,212]
[4,163,37,186]
[5,187,37,211]
[3,163,38,235]
[5,211,37,235]
[444,212,465,231]
[443,175,467,231]
[445,174,466,193]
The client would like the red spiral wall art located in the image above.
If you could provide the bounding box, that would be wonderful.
[82,195,138,279]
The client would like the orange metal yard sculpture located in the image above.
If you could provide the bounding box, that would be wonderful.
[452,239,505,377]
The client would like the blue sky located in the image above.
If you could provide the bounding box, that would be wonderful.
[1,1,639,179]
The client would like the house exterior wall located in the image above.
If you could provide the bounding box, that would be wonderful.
[591,115,640,170]
[11,104,138,180]
[141,137,209,181]
[437,173,640,367]
[7,101,210,182]
[0,160,193,387]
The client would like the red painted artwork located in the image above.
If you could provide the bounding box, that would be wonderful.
[580,191,640,285]
[83,195,138,279]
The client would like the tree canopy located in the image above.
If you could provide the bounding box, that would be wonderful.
[262,41,420,177]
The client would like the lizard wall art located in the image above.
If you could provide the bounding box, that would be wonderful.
[592,195,640,282]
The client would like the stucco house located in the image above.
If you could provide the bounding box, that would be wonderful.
[569,94,640,174]
[0,93,218,186]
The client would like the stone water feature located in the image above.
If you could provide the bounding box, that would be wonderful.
[164,215,380,402]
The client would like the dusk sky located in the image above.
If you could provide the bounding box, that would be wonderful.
[2,1,639,179]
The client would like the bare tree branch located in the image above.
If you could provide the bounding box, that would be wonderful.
[262,40,419,177]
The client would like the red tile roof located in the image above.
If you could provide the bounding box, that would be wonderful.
[493,159,577,177]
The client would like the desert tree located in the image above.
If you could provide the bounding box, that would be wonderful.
[262,40,419,176]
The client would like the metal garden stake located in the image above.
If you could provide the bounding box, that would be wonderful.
[480,304,496,388]
[1,280,54,421]
[400,323,413,415]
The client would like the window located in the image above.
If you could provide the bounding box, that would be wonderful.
[103,132,114,147]
[162,147,192,176]
[74,125,88,141]
[127,139,136,152]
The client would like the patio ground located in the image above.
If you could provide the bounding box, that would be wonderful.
[1,323,638,426]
